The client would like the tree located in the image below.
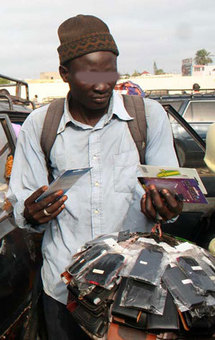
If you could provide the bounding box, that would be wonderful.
[156,68,165,75]
[194,49,213,65]
[153,61,165,75]
[132,70,141,77]
[123,73,130,79]
[153,61,158,75]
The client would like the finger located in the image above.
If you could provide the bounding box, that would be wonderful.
[157,207,174,221]
[145,185,174,221]
[142,192,176,222]
[40,195,68,216]
[27,190,65,216]
[148,185,164,209]
[37,203,66,224]
[24,191,67,225]
[39,190,65,209]
[160,189,183,214]
[155,203,181,222]
[25,186,48,206]
[141,191,157,220]
[140,194,146,213]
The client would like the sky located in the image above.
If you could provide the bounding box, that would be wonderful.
[1,0,215,80]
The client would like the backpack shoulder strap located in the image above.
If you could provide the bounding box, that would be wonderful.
[41,98,65,183]
[122,94,147,164]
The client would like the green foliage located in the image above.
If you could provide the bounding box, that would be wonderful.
[0,78,10,84]
[119,73,130,79]
[155,68,165,75]
[132,70,141,77]
[153,61,165,75]
[194,49,213,65]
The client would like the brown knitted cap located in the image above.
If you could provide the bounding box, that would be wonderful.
[57,15,119,65]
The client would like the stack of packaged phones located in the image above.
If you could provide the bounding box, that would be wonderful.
[61,231,215,339]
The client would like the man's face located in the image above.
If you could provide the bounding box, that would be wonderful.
[59,51,118,111]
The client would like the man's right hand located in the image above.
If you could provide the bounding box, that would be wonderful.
[24,186,68,225]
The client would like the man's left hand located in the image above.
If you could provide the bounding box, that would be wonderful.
[140,184,183,222]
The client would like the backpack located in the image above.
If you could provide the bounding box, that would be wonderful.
[40,95,147,183]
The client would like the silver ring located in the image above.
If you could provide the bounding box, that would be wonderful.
[43,208,51,216]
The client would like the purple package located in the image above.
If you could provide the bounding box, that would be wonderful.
[138,177,208,204]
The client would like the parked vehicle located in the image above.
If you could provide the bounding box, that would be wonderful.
[0,113,45,339]
[0,74,45,339]
[149,93,215,167]
[161,103,215,249]
[0,73,34,124]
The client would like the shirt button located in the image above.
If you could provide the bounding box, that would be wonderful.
[94,209,99,214]
[93,155,97,160]
[95,181,99,187]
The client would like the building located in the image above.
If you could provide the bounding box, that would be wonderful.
[192,65,215,76]
[182,58,215,77]
[40,72,61,80]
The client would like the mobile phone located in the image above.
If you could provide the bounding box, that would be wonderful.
[129,245,164,285]
[84,253,125,286]
[36,167,91,202]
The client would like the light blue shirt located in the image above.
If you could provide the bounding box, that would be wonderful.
[8,91,178,304]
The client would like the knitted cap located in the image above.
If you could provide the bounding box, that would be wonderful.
[57,15,119,65]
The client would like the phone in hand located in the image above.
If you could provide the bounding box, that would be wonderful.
[36,167,91,202]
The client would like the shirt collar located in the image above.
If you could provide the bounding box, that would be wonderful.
[57,90,133,134]
[57,93,77,134]
[111,90,134,122]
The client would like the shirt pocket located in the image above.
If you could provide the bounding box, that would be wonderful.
[113,150,138,193]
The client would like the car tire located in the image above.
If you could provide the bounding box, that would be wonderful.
[175,143,186,167]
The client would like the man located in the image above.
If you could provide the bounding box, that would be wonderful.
[8,15,182,340]
[192,83,201,93]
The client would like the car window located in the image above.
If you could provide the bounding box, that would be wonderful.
[184,101,215,122]
[160,100,184,123]
[159,100,183,112]
[164,104,215,201]
[165,105,207,168]
[168,101,183,112]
